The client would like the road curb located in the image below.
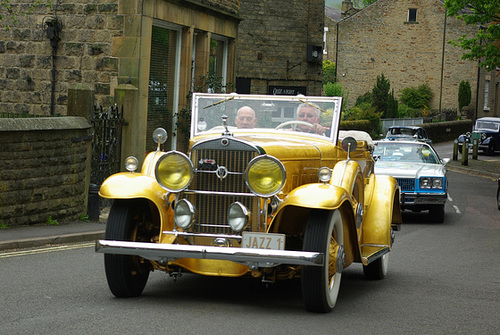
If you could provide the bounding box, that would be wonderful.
[0,230,105,251]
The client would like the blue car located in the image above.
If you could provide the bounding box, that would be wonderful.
[458,117,500,155]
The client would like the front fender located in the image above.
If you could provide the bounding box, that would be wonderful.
[99,172,171,216]
[280,183,350,210]
[361,174,402,259]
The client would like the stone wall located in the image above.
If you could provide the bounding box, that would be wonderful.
[0,1,123,116]
[330,0,480,111]
[0,117,92,227]
[236,0,324,95]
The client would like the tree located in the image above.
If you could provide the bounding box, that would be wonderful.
[458,80,472,113]
[444,0,500,70]
[371,73,392,118]
[322,60,336,85]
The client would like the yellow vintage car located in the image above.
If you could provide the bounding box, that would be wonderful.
[96,93,402,312]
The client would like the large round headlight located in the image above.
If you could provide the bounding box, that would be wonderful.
[155,151,194,192]
[245,155,286,197]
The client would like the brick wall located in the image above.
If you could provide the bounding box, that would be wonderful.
[0,117,92,227]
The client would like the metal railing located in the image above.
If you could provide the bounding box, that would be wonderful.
[90,104,125,185]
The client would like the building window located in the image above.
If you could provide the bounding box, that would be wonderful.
[148,23,181,151]
[209,36,228,93]
[407,8,417,22]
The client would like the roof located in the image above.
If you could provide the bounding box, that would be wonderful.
[325,7,341,21]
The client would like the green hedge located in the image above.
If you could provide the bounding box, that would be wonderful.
[339,120,372,133]
[419,120,473,143]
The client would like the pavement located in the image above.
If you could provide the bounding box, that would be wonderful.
[1,141,499,251]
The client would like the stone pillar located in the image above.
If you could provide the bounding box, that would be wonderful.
[67,84,94,120]
[114,84,144,169]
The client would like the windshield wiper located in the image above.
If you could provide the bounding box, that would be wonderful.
[203,96,235,109]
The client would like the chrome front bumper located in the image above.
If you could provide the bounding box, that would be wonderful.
[401,192,447,206]
[95,240,324,268]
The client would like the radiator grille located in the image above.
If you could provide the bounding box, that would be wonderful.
[187,142,260,236]
[396,178,415,192]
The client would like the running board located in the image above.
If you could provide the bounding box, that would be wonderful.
[360,245,390,266]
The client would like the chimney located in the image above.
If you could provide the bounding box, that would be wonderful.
[341,0,353,19]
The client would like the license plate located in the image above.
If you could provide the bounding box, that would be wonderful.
[241,232,285,250]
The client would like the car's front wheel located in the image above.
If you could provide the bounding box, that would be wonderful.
[302,210,344,313]
[104,199,156,298]
[363,253,389,280]
[429,204,445,223]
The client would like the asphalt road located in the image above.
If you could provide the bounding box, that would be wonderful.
[0,169,498,334]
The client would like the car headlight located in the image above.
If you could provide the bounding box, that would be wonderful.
[155,151,194,192]
[245,155,286,197]
[420,177,444,189]
[174,199,195,229]
[227,202,250,232]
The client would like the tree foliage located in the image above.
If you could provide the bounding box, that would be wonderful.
[458,80,472,112]
[322,60,336,85]
[399,83,433,109]
[444,0,500,70]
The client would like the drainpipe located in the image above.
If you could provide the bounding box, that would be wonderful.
[438,9,447,122]
[44,3,62,116]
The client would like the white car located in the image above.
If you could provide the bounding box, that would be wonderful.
[374,141,450,223]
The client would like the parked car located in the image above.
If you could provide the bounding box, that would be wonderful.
[373,140,449,223]
[96,93,402,313]
[457,117,500,155]
[383,126,432,145]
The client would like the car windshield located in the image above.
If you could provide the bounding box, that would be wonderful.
[374,142,439,164]
[475,120,500,132]
[387,128,416,137]
[191,93,342,143]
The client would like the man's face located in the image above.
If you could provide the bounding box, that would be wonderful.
[235,108,257,129]
[297,107,319,131]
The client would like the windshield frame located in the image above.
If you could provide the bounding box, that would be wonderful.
[191,93,342,143]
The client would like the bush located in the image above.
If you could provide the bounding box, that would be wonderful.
[322,60,336,84]
[399,83,433,110]
[323,82,344,97]
[458,80,471,113]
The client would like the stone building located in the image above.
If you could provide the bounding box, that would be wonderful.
[0,0,324,161]
[235,0,324,96]
[325,0,499,119]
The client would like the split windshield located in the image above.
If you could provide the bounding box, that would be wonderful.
[191,93,342,143]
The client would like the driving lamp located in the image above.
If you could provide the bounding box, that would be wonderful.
[245,155,286,197]
[174,199,195,229]
[318,167,332,183]
[125,156,139,172]
[227,202,250,232]
[155,151,194,192]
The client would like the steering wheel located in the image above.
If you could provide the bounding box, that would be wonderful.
[275,120,313,131]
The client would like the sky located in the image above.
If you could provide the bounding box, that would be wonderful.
[325,0,343,8]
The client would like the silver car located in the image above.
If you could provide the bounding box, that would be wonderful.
[374,141,450,223]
